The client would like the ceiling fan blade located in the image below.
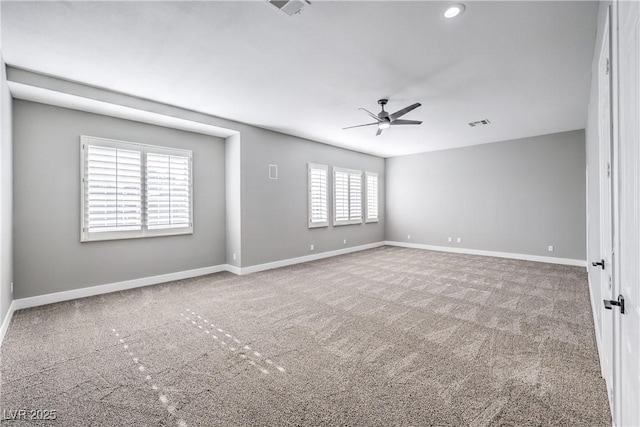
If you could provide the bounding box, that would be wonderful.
[376,128,383,136]
[343,122,379,130]
[359,108,382,122]
[390,119,423,125]
[389,103,422,121]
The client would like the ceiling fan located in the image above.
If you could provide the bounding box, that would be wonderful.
[343,99,422,136]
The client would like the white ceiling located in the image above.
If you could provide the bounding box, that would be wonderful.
[2,1,598,157]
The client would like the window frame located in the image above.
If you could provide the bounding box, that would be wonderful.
[80,135,193,242]
[333,167,363,226]
[308,163,329,228]
[365,171,379,223]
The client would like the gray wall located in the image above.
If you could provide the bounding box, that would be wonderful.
[0,53,13,321]
[8,68,386,274]
[13,101,226,299]
[240,127,385,267]
[585,1,612,342]
[386,130,587,260]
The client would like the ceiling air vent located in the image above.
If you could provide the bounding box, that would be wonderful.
[468,119,491,127]
[267,0,310,16]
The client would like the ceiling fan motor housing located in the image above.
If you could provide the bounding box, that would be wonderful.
[378,99,389,119]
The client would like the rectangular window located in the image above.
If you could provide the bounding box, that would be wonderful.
[365,172,379,223]
[308,163,328,228]
[81,135,193,242]
[333,167,362,226]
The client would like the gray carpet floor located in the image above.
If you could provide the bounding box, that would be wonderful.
[0,246,611,426]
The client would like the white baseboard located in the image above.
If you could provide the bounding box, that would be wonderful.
[239,242,385,275]
[225,264,242,275]
[384,241,587,267]
[0,300,16,348]
[11,264,227,312]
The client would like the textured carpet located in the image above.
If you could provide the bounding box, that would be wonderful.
[0,246,610,426]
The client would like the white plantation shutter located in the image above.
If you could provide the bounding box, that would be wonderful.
[81,136,193,242]
[146,152,191,229]
[308,163,328,228]
[333,167,362,225]
[366,172,379,223]
[349,171,362,221]
[83,141,142,237]
[334,169,350,223]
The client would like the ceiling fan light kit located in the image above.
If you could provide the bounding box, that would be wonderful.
[343,98,423,136]
[444,3,465,19]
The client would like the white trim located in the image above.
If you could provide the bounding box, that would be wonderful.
[239,242,385,275]
[610,2,622,424]
[80,135,194,242]
[384,241,587,267]
[0,300,16,348]
[587,274,606,378]
[11,265,226,312]
[365,171,379,223]
[7,82,238,138]
[333,167,363,226]
[308,163,329,228]
[225,264,242,275]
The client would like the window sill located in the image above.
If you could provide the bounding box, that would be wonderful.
[309,222,329,229]
[81,227,193,242]
[333,220,363,227]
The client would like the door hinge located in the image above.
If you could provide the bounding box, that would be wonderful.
[607,162,611,178]
[603,295,625,314]
[606,58,610,75]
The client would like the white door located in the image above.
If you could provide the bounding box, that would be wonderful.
[615,0,640,425]
[597,6,614,404]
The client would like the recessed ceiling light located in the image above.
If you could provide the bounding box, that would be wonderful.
[444,3,465,19]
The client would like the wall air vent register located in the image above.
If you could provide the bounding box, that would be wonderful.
[267,0,310,16]
[468,119,491,127]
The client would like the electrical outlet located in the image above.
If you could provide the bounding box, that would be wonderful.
[457,237,461,243]
[407,235,411,240]
[448,237,452,242]
[232,253,236,261]
[269,164,278,180]
[310,244,314,251]
[548,245,554,252]
[343,239,347,245]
